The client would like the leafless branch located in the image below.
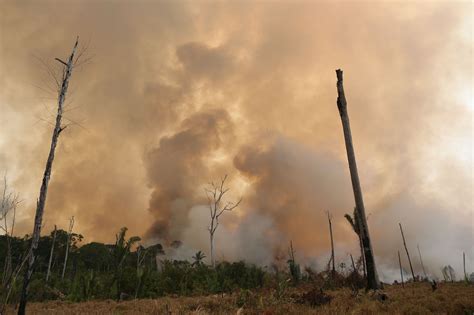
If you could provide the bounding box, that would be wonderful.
[54,58,68,67]
[204,175,242,267]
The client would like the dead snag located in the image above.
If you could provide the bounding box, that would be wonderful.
[61,216,75,280]
[18,37,79,315]
[398,250,404,288]
[335,69,380,290]
[327,211,336,277]
[463,252,467,282]
[205,175,241,267]
[417,244,427,279]
[45,225,57,282]
[350,254,356,272]
[399,223,416,282]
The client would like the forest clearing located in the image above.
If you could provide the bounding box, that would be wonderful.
[4,282,474,314]
[1,1,473,314]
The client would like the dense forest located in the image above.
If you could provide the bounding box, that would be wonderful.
[0,227,276,303]
[0,228,276,302]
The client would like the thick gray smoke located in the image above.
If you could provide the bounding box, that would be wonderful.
[0,1,471,280]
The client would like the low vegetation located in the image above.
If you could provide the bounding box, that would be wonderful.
[3,282,474,314]
[1,227,473,314]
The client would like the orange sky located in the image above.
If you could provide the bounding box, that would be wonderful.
[0,1,472,280]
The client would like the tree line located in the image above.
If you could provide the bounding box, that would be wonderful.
[0,226,267,307]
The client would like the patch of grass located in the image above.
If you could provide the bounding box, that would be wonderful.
[6,282,474,314]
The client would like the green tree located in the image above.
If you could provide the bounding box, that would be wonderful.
[112,227,140,300]
[192,251,206,267]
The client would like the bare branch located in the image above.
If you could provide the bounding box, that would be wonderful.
[217,198,242,218]
[204,175,242,267]
[54,58,68,67]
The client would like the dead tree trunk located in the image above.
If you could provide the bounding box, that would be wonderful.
[335,69,380,290]
[344,208,366,277]
[350,254,356,272]
[463,252,467,282]
[45,225,57,282]
[327,212,336,276]
[359,234,366,277]
[18,37,79,315]
[399,223,416,282]
[355,210,367,278]
[417,244,427,279]
[209,222,216,267]
[62,216,74,280]
[1,176,19,288]
[205,175,241,268]
[398,250,404,288]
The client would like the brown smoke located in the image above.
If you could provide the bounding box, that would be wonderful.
[145,108,234,241]
[0,1,471,280]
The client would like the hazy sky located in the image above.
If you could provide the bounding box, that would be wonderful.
[0,1,472,280]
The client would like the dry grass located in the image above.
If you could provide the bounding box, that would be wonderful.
[6,282,474,314]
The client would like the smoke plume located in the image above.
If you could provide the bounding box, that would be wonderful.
[0,1,472,280]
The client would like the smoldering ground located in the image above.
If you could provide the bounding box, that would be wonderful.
[0,1,472,280]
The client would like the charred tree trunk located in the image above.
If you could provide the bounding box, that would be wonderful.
[417,244,427,279]
[327,212,336,276]
[62,216,74,280]
[335,69,380,290]
[46,225,57,282]
[399,223,416,282]
[398,250,404,288]
[18,37,79,315]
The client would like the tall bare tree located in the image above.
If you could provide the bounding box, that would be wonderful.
[45,225,57,282]
[463,252,467,282]
[1,175,20,288]
[349,254,356,272]
[205,175,241,267]
[327,212,336,277]
[18,37,80,315]
[0,175,21,315]
[417,244,427,279]
[335,69,380,290]
[398,250,404,288]
[399,223,416,281]
[61,216,75,280]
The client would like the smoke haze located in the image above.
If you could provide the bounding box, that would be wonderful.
[0,1,472,281]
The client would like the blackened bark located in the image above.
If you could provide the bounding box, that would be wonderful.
[335,69,380,290]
